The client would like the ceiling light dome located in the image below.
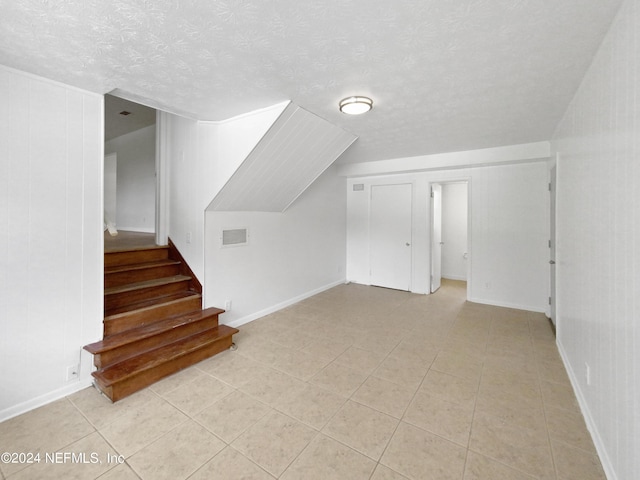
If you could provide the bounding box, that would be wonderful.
[339,96,373,115]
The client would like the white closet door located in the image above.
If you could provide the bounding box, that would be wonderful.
[370,184,413,291]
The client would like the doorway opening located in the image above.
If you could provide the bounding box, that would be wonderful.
[431,181,469,294]
[103,94,158,250]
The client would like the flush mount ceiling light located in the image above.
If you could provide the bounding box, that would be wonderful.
[339,96,373,115]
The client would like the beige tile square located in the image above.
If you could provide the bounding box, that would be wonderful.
[351,376,415,418]
[99,397,188,458]
[230,337,284,366]
[190,446,275,479]
[381,421,466,480]
[95,462,141,480]
[540,380,581,412]
[431,351,484,381]
[68,385,157,430]
[300,336,352,362]
[200,351,272,388]
[8,432,118,480]
[545,404,596,453]
[162,374,235,415]
[195,390,271,443]
[370,464,410,479]
[272,349,331,380]
[149,366,204,396]
[334,346,387,375]
[463,451,537,479]
[323,401,399,460]
[231,411,317,477]
[239,367,307,406]
[469,412,555,479]
[309,362,368,397]
[403,391,474,446]
[0,398,95,477]
[128,420,225,480]
[270,328,317,350]
[419,369,479,408]
[474,387,546,433]
[551,439,607,480]
[479,368,541,400]
[280,434,376,480]
[353,333,402,356]
[276,383,346,430]
[373,355,429,389]
[537,358,572,385]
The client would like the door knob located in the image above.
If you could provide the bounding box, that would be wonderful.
[406,243,411,246]
[549,260,556,265]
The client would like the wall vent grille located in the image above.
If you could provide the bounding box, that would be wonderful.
[222,228,248,247]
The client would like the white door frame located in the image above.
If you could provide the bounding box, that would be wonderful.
[155,111,170,246]
[429,178,471,299]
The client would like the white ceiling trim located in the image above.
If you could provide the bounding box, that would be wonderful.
[337,141,551,177]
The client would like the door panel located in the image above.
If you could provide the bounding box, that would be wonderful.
[431,184,442,292]
[370,184,412,291]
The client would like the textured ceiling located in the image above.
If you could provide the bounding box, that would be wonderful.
[105,94,156,141]
[0,0,623,163]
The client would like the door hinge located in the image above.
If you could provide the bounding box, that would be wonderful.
[549,296,552,305]
[430,189,434,198]
[548,239,551,248]
[548,182,552,192]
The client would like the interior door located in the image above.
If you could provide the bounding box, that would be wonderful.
[431,184,442,292]
[370,184,412,291]
[549,166,557,325]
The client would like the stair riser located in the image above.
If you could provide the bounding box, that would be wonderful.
[104,296,202,335]
[94,335,235,402]
[105,264,181,289]
[104,281,192,312]
[94,317,219,369]
[105,248,169,268]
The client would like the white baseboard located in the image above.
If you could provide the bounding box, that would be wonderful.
[442,274,467,281]
[0,378,94,423]
[223,279,346,329]
[115,226,155,234]
[556,340,617,480]
[467,295,546,313]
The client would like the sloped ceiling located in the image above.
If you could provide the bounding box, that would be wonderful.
[208,103,356,212]
[0,1,624,164]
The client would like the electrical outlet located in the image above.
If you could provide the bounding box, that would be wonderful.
[585,362,591,386]
[66,364,79,381]
[224,300,232,312]
[186,231,192,244]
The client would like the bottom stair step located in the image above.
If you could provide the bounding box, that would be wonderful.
[85,307,225,369]
[92,325,239,402]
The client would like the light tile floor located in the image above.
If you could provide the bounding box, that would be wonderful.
[0,280,606,479]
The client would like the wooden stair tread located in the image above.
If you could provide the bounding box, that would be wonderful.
[105,275,191,296]
[105,259,181,274]
[104,291,201,318]
[93,325,239,386]
[85,307,225,354]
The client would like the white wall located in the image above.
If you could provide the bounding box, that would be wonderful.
[441,183,468,281]
[0,66,103,421]
[166,104,286,284]
[346,161,549,312]
[551,0,639,478]
[205,165,347,326]
[105,125,156,233]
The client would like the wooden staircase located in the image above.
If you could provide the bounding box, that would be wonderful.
[84,240,238,402]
